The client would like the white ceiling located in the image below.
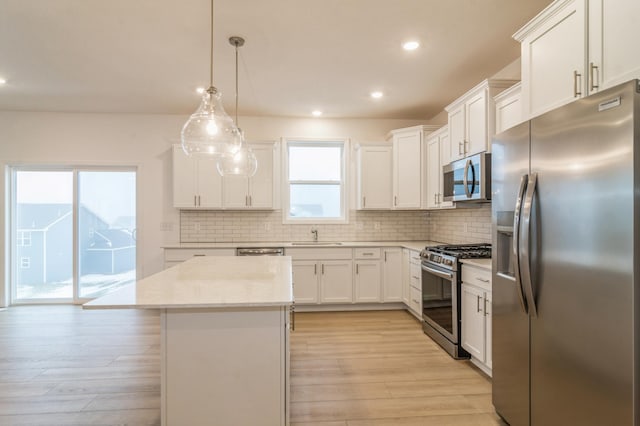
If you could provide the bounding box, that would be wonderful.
[0,0,552,119]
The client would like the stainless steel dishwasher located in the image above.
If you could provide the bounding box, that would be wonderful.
[236,247,285,256]
[236,247,293,330]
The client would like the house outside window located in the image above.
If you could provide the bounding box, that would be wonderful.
[20,257,30,269]
[17,231,31,246]
[283,139,349,223]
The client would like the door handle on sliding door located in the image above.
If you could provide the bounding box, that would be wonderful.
[512,175,528,313]
[520,173,538,318]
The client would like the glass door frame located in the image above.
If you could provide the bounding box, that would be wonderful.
[9,165,138,305]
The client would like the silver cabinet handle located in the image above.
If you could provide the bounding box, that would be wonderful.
[362,252,374,256]
[198,195,201,206]
[484,297,489,317]
[249,195,252,206]
[356,264,359,274]
[458,142,463,155]
[384,252,387,262]
[193,254,206,257]
[589,62,599,91]
[322,264,325,275]
[513,175,528,313]
[412,298,420,304]
[520,173,538,318]
[394,196,398,206]
[245,195,248,206]
[464,140,469,154]
[434,193,438,205]
[363,196,366,207]
[477,295,481,313]
[411,275,420,280]
[574,70,582,97]
[314,264,317,275]
[476,277,490,283]
[194,195,197,207]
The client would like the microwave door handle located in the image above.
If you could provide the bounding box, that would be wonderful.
[512,174,528,314]
[470,160,477,196]
[463,159,471,198]
[520,173,538,318]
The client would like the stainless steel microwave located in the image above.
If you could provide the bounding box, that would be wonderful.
[443,152,491,202]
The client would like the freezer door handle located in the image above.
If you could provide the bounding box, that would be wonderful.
[520,173,538,318]
[512,174,528,313]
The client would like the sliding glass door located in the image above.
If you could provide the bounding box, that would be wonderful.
[11,168,137,303]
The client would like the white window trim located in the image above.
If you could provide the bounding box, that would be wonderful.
[281,138,350,224]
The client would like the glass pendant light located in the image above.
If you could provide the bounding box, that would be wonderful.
[181,0,240,157]
[217,36,258,177]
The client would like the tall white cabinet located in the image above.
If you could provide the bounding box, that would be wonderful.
[425,126,454,210]
[515,0,640,119]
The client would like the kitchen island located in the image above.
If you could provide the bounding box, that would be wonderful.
[84,255,293,426]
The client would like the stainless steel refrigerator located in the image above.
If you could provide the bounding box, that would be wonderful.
[492,79,640,425]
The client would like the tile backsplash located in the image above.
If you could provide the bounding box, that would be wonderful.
[180,204,491,244]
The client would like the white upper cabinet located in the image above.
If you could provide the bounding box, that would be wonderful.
[515,0,640,119]
[172,145,222,209]
[446,79,518,161]
[388,125,439,210]
[223,143,275,210]
[494,83,523,134]
[356,145,392,209]
[425,126,454,210]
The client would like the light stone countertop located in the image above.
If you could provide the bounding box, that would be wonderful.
[460,258,492,270]
[162,240,444,252]
[84,256,293,310]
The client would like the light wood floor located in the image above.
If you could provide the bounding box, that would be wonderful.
[0,306,504,425]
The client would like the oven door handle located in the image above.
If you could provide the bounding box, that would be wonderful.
[421,264,453,280]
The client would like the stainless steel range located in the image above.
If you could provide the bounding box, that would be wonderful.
[419,243,491,359]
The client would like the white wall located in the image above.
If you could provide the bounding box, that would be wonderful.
[0,111,431,306]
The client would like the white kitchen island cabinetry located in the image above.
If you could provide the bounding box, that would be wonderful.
[172,145,222,209]
[460,259,492,376]
[446,79,518,161]
[515,0,640,119]
[356,145,393,209]
[84,256,292,426]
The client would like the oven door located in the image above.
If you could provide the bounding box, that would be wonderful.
[421,262,457,343]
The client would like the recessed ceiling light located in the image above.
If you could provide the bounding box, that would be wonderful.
[370,91,383,99]
[402,41,420,51]
[312,110,322,117]
[0,78,6,85]
[196,87,205,94]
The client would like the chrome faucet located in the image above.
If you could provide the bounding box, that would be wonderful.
[311,228,318,242]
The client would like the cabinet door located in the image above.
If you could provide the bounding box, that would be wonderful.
[197,156,223,208]
[223,175,249,208]
[465,90,488,156]
[248,145,274,209]
[382,248,402,302]
[426,136,440,209]
[588,0,640,94]
[438,132,454,208]
[319,261,353,303]
[461,283,486,362]
[448,105,465,160]
[485,291,492,369]
[520,0,587,118]
[495,87,523,134]
[401,249,410,305]
[172,145,198,208]
[393,132,422,209]
[292,261,319,304]
[354,261,381,303]
[409,285,422,318]
[359,146,392,209]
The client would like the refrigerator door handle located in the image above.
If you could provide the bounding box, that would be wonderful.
[463,159,472,198]
[512,174,529,313]
[520,172,538,318]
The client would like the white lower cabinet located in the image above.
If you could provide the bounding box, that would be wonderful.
[461,263,492,375]
[382,248,402,302]
[401,249,411,305]
[320,260,354,303]
[354,261,381,303]
[292,261,319,304]
[405,249,422,319]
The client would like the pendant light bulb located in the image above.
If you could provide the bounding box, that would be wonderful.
[180,0,239,157]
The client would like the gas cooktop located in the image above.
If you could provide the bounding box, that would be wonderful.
[420,243,492,262]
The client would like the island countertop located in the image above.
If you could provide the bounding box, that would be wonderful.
[84,255,293,310]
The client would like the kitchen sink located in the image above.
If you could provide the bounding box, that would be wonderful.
[291,242,343,246]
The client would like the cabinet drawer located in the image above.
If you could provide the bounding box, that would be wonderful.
[409,286,422,316]
[164,248,236,261]
[409,263,422,290]
[461,265,492,291]
[354,248,381,259]
[409,250,421,264]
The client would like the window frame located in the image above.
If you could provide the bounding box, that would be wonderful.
[282,138,349,224]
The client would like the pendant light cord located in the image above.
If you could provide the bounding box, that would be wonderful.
[209,0,214,88]
[235,41,239,126]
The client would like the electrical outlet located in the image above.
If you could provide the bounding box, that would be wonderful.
[374,222,381,230]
